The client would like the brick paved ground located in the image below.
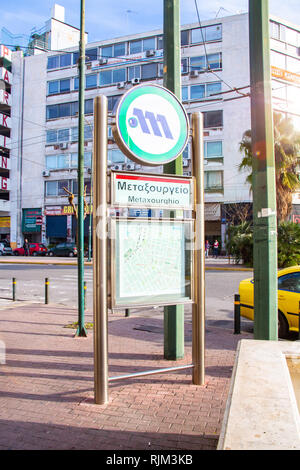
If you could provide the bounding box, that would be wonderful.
[0,303,252,450]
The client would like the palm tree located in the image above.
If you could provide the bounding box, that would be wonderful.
[239,112,300,221]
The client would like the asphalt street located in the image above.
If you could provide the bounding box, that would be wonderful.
[0,263,253,333]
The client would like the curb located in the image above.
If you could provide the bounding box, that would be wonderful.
[0,259,92,266]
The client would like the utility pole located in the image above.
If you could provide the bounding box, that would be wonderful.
[163,0,184,359]
[76,0,87,337]
[249,0,278,340]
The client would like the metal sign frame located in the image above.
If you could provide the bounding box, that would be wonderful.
[93,95,205,405]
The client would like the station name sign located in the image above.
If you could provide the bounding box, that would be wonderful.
[111,171,193,210]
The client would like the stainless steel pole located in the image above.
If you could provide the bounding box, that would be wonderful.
[93,95,109,404]
[192,112,205,385]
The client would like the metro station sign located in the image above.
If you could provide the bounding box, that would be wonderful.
[111,171,193,210]
[113,84,189,166]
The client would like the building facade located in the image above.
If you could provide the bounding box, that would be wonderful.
[3,8,300,250]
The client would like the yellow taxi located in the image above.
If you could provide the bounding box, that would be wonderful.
[239,265,300,338]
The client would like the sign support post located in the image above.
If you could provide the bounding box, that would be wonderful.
[163,0,184,361]
[249,0,278,340]
[192,112,205,385]
[93,95,109,405]
[76,0,87,337]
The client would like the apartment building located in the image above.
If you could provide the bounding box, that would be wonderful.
[3,7,300,249]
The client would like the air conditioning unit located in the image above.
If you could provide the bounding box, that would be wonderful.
[117,81,125,89]
[183,160,189,167]
[126,163,135,170]
[145,49,156,57]
[190,70,199,78]
[99,58,108,65]
[87,168,92,174]
[42,170,50,177]
[111,164,122,170]
[59,142,68,150]
[131,78,140,85]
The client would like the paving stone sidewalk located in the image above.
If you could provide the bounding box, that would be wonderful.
[0,303,252,450]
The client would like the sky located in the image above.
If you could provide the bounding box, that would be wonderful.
[0,0,300,45]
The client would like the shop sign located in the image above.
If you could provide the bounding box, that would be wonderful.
[45,205,92,216]
[22,208,42,233]
[0,90,11,107]
[293,215,300,224]
[0,113,11,130]
[0,68,11,85]
[0,45,12,64]
[0,176,10,190]
[0,155,10,170]
[271,66,300,85]
[0,135,11,150]
[0,216,10,228]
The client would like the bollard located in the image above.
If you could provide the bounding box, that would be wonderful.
[125,309,130,317]
[234,294,241,334]
[84,281,87,311]
[45,278,49,304]
[12,277,16,301]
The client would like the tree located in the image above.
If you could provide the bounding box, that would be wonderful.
[239,112,300,221]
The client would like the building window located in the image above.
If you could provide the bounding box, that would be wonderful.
[86,48,98,61]
[107,95,121,112]
[190,53,222,72]
[190,82,221,100]
[181,30,189,46]
[181,86,188,101]
[108,149,126,164]
[128,65,141,80]
[99,68,126,86]
[85,74,97,88]
[203,110,223,128]
[46,99,93,120]
[129,37,156,54]
[101,43,126,58]
[48,79,71,95]
[181,58,188,74]
[181,82,221,101]
[157,36,163,49]
[191,24,222,44]
[141,63,158,79]
[47,54,72,70]
[204,170,223,192]
[204,141,223,160]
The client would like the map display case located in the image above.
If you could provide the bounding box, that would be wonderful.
[109,218,194,308]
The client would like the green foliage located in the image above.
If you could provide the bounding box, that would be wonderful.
[226,221,300,268]
[277,222,300,268]
[226,222,253,265]
[239,112,300,221]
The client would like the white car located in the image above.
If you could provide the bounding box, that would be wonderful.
[0,242,13,256]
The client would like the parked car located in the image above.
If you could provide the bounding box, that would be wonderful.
[239,265,300,338]
[0,241,13,256]
[48,243,77,257]
[13,243,48,256]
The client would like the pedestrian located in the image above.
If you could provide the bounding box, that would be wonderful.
[205,240,210,257]
[213,239,219,258]
[23,238,30,256]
